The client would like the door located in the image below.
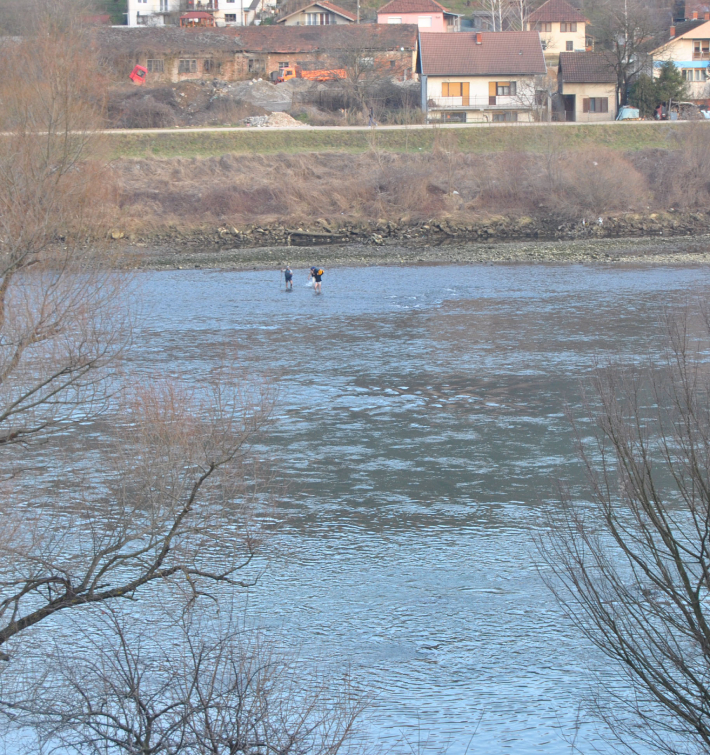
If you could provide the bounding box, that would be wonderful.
[563,94,575,121]
[462,82,470,106]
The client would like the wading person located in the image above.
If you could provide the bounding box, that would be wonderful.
[309,266,324,293]
[282,264,293,290]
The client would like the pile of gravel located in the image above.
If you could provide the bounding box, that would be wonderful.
[242,112,310,128]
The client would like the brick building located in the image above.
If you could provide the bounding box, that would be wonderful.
[96,25,419,83]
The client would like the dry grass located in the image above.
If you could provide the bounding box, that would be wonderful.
[111,136,710,230]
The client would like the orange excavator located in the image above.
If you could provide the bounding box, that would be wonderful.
[275,65,346,83]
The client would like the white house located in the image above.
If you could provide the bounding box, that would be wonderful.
[651,13,710,102]
[417,31,547,123]
[558,51,617,121]
[127,0,253,27]
[525,0,588,63]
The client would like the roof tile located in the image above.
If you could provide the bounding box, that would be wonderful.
[558,51,616,83]
[95,24,418,54]
[377,0,453,16]
[528,0,587,24]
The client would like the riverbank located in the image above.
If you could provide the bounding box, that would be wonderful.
[115,231,710,270]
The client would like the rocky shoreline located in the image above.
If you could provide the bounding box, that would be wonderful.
[111,211,710,269]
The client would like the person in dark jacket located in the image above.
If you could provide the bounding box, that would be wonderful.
[309,267,324,293]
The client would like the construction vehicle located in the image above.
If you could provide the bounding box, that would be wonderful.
[274,65,346,83]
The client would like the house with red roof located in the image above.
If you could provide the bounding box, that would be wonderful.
[417,31,547,122]
[377,0,460,32]
[557,51,617,121]
[277,0,355,25]
[525,0,588,61]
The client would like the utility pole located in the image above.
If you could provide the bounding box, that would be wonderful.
[357,0,360,23]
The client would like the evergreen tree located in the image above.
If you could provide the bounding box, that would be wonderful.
[654,60,688,104]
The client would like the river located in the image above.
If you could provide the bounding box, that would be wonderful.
[133,263,710,755]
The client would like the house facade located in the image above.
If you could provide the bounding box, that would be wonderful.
[276,0,355,25]
[127,0,256,26]
[377,0,460,32]
[526,0,588,62]
[557,51,617,121]
[97,24,418,82]
[418,31,547,122]
[651,14,710,102]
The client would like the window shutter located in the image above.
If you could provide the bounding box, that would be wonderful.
[601,98,608,113]
[583,98,590,113]
[489,81,497,96]
[510,81,517,95]
[442,82,449,97]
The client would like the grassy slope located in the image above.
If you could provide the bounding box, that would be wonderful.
[106,122,685,159]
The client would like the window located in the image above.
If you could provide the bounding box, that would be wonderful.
[496,81,517,96]
[418,15,432,26]
[159,0,169,10]
[566,40,573,50]
[178,59,197,73]
[442,112,466,122]
[583,97,609,113]
[560,21,577,32]
[387,16,402,22]
[278,61,290,71]
[204,59,214,72]
[535,22,551,32]
[493,112,518,122]
[693,39,710,59]
[306,12,332,23]
[358,56,374,69]
[146,59,164,73]
[225,12,237,20]
[685,67,708,80]
[442,82,470,104]
[248,58,265,72]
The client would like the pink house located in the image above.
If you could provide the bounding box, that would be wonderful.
[377,0,460,32]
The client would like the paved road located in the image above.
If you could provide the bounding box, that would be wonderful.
[103,119,677,135]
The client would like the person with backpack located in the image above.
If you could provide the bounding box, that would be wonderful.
[309,266,324,293]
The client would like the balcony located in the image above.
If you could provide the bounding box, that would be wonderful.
[181,0,219,10]
[427,95,532,110]
[692,51,710,60]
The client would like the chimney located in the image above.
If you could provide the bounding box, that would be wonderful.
[476,31,482,43]
[705,11,709,19]
[693,10,699,18]
[670,24,676,36]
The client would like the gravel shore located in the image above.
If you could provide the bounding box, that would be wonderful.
[117,233,710,271]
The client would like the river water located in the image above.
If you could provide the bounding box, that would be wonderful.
[134,264,710,755]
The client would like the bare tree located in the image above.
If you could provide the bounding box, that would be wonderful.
[0,10,274,663]
[541,308,710,754]
[586,0,667,108]
[4,607,364,755]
